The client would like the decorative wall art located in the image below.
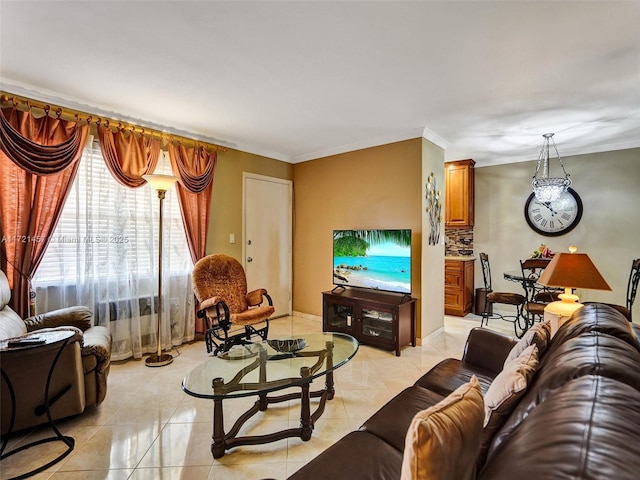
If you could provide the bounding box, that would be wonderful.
[425,172,441,246]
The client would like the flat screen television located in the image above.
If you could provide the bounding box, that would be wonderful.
[332,229,411,294]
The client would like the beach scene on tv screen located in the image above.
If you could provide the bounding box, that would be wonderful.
[333,229,411,293]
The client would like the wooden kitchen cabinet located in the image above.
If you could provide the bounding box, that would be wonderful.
[444,258,475,316]
[445,159,475,227]
[322,289,416,356]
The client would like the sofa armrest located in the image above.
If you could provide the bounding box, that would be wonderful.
[462,327,517,376]
[81,326,111,368]
[24,306,93,332]
[80,325,111,406]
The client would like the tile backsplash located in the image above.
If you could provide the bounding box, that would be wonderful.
[445,227,474,256]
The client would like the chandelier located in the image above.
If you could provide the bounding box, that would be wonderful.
[531,133,571,203]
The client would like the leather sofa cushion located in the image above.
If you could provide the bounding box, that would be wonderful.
[539,333,640,392]
[0,305,27,340]
[479,375,640,480]
[550,303,639,353]
[401,376,484,480]
[479,344,539,468]
[361,386,445,452]
[462,328,517,377]
[488,331,640,459]
[288,430,403,480]
[414,358,495,396]
[0,271,11,310]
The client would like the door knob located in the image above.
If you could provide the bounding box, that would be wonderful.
[247,257,253,262]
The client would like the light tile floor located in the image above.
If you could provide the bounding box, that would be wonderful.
[0,314,513,480]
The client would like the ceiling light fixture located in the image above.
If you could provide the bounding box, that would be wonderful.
[531,133,571,203]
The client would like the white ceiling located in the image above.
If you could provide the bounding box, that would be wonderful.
[1,1,639,167]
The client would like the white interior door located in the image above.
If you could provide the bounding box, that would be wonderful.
[243,173,292,318]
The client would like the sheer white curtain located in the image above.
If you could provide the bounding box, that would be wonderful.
[33,142,194,361]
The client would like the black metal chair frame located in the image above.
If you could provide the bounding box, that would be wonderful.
[519,258,562,325]
[199,296,272,356]
[585,258,639,322]
[625,258,640,321]
[479,253,527,338]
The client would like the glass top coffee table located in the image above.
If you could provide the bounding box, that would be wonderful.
[182,332,358,458]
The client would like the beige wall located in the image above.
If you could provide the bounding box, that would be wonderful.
[206,148,293,258]
[292,139,424,332]
[421,138,445,337]
[475,147,640,322]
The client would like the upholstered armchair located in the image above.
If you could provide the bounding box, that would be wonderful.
[192,254,274,355]
[0,271,111,435]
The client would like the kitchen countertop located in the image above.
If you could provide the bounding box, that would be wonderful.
[445,255,476,261]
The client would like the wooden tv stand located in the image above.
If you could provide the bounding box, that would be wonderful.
[322,288,416,356]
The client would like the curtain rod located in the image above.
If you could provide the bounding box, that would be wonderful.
[0,91,227,153]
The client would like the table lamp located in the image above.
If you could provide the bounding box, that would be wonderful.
[537,245,611,334]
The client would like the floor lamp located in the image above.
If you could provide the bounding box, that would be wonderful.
[143,174,178,367]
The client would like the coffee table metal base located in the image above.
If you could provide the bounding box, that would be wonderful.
[211,367,334,458]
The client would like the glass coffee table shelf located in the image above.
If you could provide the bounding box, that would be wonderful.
[182,332,358,458]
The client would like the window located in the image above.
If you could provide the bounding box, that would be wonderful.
[34,143,190,283]
[32,141,195,361]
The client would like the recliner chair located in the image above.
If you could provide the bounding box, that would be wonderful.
[0,270,111,435]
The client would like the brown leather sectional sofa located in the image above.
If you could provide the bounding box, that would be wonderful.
[289,304,640,479]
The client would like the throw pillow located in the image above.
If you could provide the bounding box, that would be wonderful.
[504,321,550,366]
[401,375,484,480]
[479,344,539,469]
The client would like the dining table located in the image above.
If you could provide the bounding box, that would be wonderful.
[503,263,554,335]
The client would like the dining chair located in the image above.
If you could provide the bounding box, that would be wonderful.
[584,258,639,322]
[519,258,562,324]
[479,253,527,337]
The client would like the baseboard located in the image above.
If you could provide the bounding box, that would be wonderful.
[292,310,322,322]
[419,326,445,346]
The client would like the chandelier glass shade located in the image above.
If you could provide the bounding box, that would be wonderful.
[531,133,571,203]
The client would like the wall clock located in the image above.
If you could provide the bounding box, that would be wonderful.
[524,187,583,236]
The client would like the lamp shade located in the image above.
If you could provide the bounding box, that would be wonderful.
[143,174,178,191]
[537,252,611,291]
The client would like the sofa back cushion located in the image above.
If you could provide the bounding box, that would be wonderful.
[0,306,27,340]
[484,304,640,465]
[401,376,484,480]
[550,303,639,352]
[478,375,640,480]
[0,270,27,340]
[479,344,539,468]
[0,270,10,310]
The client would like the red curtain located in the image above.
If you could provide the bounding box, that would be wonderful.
[168,143,216,333]
[0,107,89,317]
[97,125,160,188]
